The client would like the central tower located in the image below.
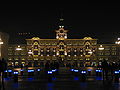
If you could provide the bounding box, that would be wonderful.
[56,23,68,62]
[56,26,68,40]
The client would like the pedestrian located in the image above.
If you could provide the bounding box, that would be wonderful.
[101,59,109,80]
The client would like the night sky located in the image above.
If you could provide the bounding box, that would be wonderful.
[0,3,120,44]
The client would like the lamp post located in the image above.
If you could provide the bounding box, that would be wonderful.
[0,37,3,59]
[115,38,120,63]
[0,35,5,90]
[16,45,22,68]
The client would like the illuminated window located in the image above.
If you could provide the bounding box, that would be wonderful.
[99,52,104,55]
[41,49,43,52]
[99,58,103,60]
[21,52,26,55]
[22,58,25,60]
[86,58,90,60]
[34,58,38,60]
[105,47,110,50]
[80,58,83,60]
[74,50,77,52]
[105,58,108,60]
[105,52,110,55]
[112,47,116,50]
[112,52,116,55]
[8,52,13,55]
[47,49,50,52]
[15,58,18,60]
[14,52,19,55]
[8,58,12,60]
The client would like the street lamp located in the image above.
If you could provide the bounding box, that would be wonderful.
[0,37,3,59]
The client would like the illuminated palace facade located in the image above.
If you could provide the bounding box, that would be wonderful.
[7,26,120,67]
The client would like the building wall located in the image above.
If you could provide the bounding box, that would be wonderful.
[0,32,9,60]
[7,27,120,67]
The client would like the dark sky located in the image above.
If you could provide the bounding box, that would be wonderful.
[0,3,120,43]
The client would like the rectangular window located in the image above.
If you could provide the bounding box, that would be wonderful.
[112,47,116,50]
[105,52,110,55]
[112,52,116,55]
[99,52,104,55]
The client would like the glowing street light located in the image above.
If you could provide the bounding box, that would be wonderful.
[0,37,3,59]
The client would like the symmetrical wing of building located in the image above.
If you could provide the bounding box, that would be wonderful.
[0,26,120,67]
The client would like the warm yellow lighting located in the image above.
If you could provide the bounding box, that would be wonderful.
[57,52,59,55]
[98,45,104,50]
[88,50,93,54]
[83,37,93,40]
[0,38,3,58]
[32,37,40,40]
[0,42,3,44]
[65,51,67,55]
[115,38,120,44]
[28,50,32,54]
[16,45,22,51]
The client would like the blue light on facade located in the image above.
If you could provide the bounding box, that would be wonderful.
[8,70,12,72]
[52,69,57,72]
[96,70,99,72]
[114,71,119,74]
[4,70,7,72]
[74,77,79,81]
[28,77,34,81]
[48,71,52,74]
[37,69,41,72]
[99,70,102,72]
[71,69,74,71]
[20,70,23,71]
[96,70,102,72]
[74,70,79,72]
[88,69,91,71]
[28,70,34,72]
[81,71,86,74]
[14,72,19,74]
[52,77,57,80]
